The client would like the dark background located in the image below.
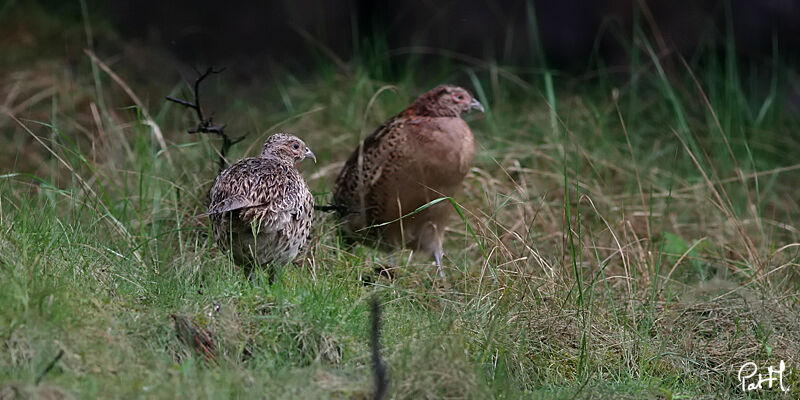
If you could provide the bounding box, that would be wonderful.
[86,0,800,75]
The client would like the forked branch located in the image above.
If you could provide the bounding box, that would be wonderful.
[166,66,245,172]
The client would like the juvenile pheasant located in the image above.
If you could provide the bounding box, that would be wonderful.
[332,85,483,276]
[206,133,315,278]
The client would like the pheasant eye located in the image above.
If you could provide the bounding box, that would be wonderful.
[293,143,300,150]
[456,94,464,100]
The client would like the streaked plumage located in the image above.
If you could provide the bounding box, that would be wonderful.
[332,85,483,276]
[206,133,315,277]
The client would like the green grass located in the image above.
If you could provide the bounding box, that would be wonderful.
[2,4,800,399]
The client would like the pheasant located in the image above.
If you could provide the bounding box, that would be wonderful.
[332,85,483,276]
[206,133,315,279]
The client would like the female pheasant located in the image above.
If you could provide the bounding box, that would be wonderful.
[332,85,483,276]
[206,133,315,278]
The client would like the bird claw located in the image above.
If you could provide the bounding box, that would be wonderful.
[434,251,445,278]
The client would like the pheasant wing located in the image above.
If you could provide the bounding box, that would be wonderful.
[333,118,408,218]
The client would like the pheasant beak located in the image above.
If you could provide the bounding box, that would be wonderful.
[305,148,317,163]
[470,98,485,113]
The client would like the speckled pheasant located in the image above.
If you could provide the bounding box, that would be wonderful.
[206,133,315,278]
[332,85,483,276]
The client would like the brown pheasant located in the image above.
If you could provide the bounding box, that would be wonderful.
[206,133,315,278]
[332,85,483,276]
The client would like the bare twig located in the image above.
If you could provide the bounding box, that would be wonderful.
[314,204,348,213]
[166,66,245,172]
[35,350,64,385]
[370,296,387,400]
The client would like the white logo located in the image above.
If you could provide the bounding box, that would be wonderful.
[738,361,790,392]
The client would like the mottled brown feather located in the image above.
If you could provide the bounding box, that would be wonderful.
[332,85,482,274]
[208,133,315,276]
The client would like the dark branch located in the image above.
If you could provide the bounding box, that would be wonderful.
[314,203,349,213]
[166,66,242,172]
[370,296,387,400]
[35,350,64,385]
[163,96,194,108]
